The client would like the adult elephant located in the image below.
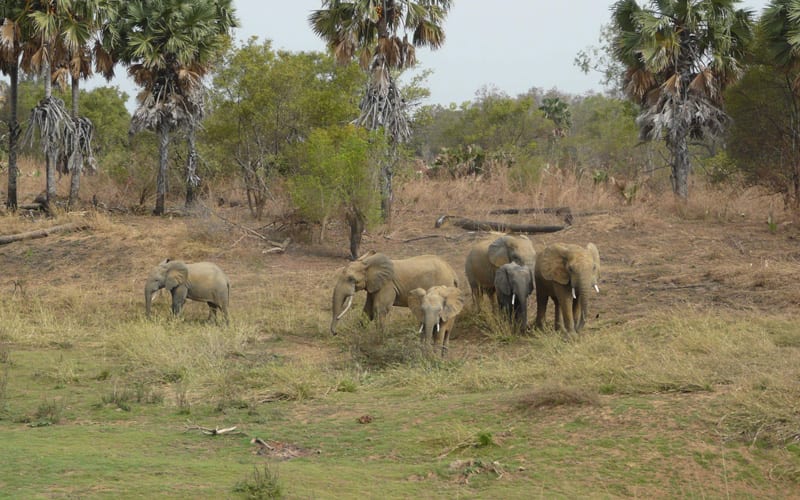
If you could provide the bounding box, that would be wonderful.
[464,234,536,308]
[145,259,230,324]
[330,252,458,335]
[494,262,535,334]
[534,243,600,336]
[407,286,464,356]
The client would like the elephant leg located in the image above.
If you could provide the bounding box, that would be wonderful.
[171,286,188,316]
[534,289,548,330]
[559,294,576,336]
[441,324,452,357]
[363,293,375,321]
[552,296,563,331]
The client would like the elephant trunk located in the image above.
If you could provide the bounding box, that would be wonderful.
[575,279,592,331]
[331,283,355,335]
[422,310,439,344]
[144,280,162,317]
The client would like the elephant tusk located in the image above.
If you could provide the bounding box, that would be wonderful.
[418,324,424,334]
[511,293,516,306]
[572,287,577,299]
[594,284,600,293]
[336,295,353,320]
[435,323,440,334]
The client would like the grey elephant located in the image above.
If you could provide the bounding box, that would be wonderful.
[465,234,536,308]
[494,262,535,334]
[407,286,464,356]
[534,243,600,335]
[145,259,231,324]
[330,252,458,335]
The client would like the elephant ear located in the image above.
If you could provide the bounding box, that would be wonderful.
[407,288,426,322]
[441,287,464,321]
[363,253,394,293]
[493,264,513,295]
[164,261,189,291]
[487,235,511,267]
[528,266,536,294]
[539,245,570,286]
[587,243,600,266]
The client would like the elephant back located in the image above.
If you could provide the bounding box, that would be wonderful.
[392,255,458,306]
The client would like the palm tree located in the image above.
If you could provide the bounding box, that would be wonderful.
[760,0,800,205]
[50,0,116,208]
[611,0,754,199]
[0,1,33,209]
[111,0,237,215]
[25,0,78,205]
[309,0,451,222]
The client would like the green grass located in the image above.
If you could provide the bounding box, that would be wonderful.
[0,292,798,498]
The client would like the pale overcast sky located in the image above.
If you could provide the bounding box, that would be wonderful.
[82,0,771,108]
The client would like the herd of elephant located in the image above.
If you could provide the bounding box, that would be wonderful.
[144,234,601,356]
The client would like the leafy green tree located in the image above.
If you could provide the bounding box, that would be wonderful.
[610,0,754,199]
[288,125,385,259]
[204,39,362,219]
[566,94,647,178]
[309,0,451,222]
[110,0,238,215]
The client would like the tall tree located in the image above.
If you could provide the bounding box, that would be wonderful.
[51,0,116,208]
[757,0,800,206]
[0,1,33,209]
[610,0,754,199]
[309,0,451,222]
[111,0,237,215]
[26,0,76,205]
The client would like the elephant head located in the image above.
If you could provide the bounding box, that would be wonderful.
[465,234,536,307]
[145,259,189,317]
[144,259,230,324]
[407,286,464,356]
[535,243,600,333]
[488,234,537,269]
[330,252,394,335]
[494,262,535,333]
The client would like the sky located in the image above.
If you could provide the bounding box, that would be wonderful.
[82,0,772,109]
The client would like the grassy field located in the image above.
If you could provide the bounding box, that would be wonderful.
[1,170,799,498]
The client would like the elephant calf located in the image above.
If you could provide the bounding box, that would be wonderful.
[465,234,536,309]
[407,286,464,356]
[145,259,231,325]
[494,262,535,334]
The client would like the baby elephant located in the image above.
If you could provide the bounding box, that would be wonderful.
[494,262,535,334]
[144,259,230,324]
[407,286,464,356]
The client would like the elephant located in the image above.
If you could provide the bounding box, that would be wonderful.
[144,259,230,324]
[407,286,464,356]
[534,243,600,335]
[464,234,536,308]
[330,252,459,335]
[494,262,535,334]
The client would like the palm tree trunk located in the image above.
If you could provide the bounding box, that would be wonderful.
[185,126,198,207]
[669,132,690,199]
[43,57,56,202]
[154,122,170,215]
[6,63,19,210]
[68,76,82,209]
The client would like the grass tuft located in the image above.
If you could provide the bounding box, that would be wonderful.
[516,384,601,410]
[233,463,283,499]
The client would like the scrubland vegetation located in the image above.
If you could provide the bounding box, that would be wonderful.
[1,164,799,498]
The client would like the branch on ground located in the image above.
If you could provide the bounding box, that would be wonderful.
[435,215,566,234]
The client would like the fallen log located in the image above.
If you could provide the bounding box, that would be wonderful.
[489,206,573,225]
[0,222,91,246]
[489,206,571,216]
[435,215,565,234]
